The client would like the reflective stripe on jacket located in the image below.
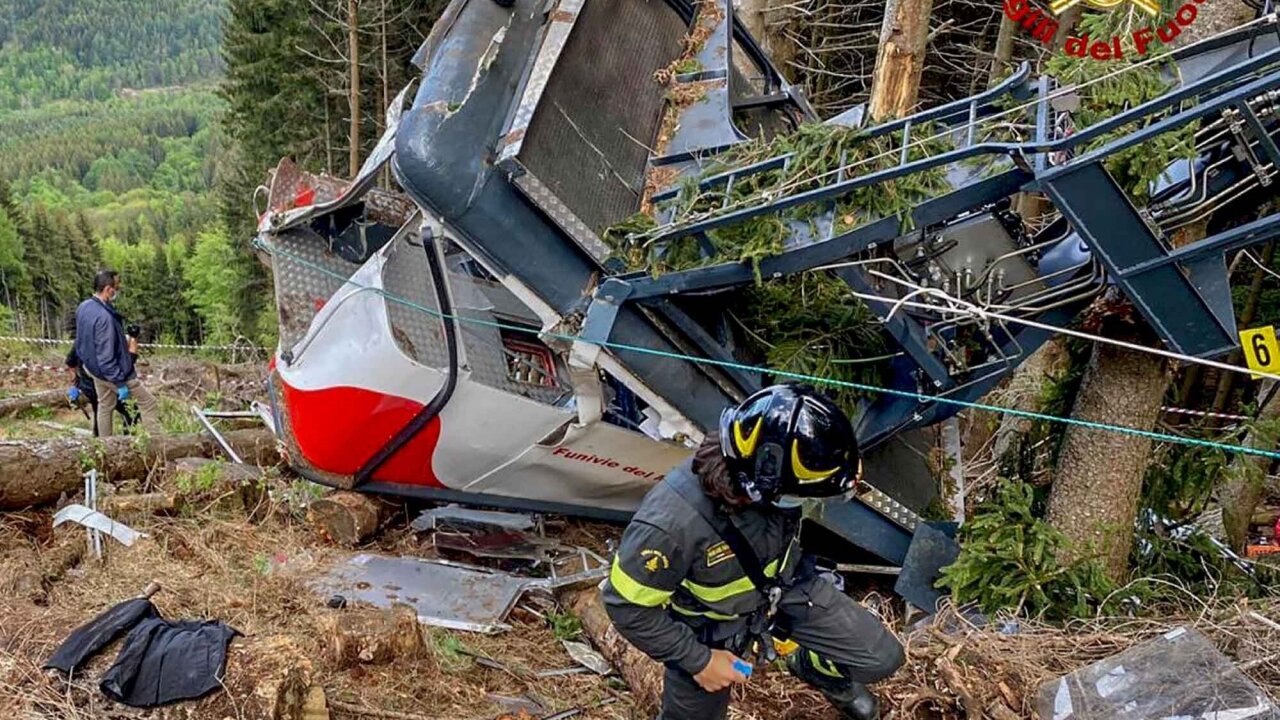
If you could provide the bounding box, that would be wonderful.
[602,459,801,675]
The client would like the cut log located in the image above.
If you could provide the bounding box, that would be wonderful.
[0,428,279,510]
[317,604,424,669]
[308,491,395,546]
[562,587,663,713]
[156,635,314,720]
[0,389,68,418]
[167,457,267,516]
[98,492,183,516]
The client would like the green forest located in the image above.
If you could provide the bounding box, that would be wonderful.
[0,0,442,346]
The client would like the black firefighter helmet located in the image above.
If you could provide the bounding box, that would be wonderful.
[718,384,862,503]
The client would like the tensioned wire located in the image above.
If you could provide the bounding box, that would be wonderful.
[256,238,1280,462]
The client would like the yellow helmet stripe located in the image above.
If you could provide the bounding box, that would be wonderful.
[791,440,838,483]
[733,417,763,457]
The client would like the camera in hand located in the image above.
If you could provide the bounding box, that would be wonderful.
[126,323,141,338]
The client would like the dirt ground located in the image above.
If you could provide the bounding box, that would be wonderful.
[1,345,1279,719]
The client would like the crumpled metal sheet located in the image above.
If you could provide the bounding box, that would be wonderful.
[411,505,537,532]
[52,505,147,547]
[312,554,607,634]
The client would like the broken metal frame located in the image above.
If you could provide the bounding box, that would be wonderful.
[583,35,1280,438]
[191,406,244,465]
[378,0,1280,563]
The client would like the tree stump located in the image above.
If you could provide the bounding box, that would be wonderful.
[156,635,315,720]
[317,604,424,669]
[307,491,394,546]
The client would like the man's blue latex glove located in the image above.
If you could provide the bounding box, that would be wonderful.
[117,385,130,402]
[67,387,80,403]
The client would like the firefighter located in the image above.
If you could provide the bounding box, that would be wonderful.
[602,384,904,720]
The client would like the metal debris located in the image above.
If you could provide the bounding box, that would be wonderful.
[485,693,547,716]
[561,640,611,675]
[190,406,244,464]
[410,505,537,533]
[894,522,961,615]
[433,528,552,563]
[311,553,607,634]
[53,504,147,549]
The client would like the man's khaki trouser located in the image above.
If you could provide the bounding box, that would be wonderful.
[89,374,161,438]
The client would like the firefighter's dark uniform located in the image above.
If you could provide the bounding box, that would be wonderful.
[603,460,905,718]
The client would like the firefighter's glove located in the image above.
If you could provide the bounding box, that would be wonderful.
[117,386,130,403]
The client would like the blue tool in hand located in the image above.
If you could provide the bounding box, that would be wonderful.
[117,385,130,402]
[732,659,753,678]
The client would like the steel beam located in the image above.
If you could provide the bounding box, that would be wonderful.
[1042,162,1239,357]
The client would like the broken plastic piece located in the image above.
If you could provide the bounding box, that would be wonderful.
[1035,626,1277,720]
[53,504,147,547]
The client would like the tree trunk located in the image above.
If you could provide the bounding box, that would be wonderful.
[562,588,663,714]
[987,13,1017,88]
[1220,381,1280,552]
[0,429,279,510]
[1212,242,1276,413]
[0,389,67,418]
[1051,6,1083,51]
[348,0,362,178]
[1046,345,1169,580]
[379,0,390,188]
[868,0,934,121]
[990,339,1069,463]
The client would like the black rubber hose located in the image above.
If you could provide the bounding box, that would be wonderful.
[355,235,459,485]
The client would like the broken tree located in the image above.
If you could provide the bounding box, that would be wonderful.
[868,0,935,121]
[0,428,279,509]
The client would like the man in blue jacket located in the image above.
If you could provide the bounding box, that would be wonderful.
[75,270,160,437]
